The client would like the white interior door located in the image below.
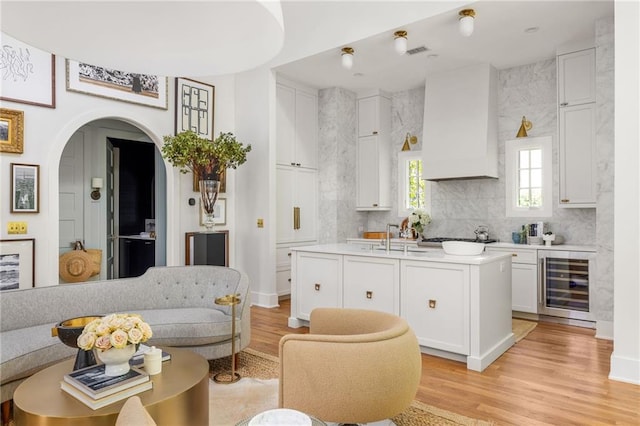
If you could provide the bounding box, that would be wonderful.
[59,132,85,257]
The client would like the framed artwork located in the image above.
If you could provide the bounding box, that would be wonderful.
[10,163,39,213]
[66,60,168,109]
[0,108,24,154]
[0,32,56,108]
[175,77,215,140]
[0,238,35,290]
[199,198,226,226]
[192,167,226,193]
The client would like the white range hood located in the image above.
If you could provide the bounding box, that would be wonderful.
[422,63,498,181]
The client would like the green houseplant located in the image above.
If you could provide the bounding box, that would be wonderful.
[162,131,251,229]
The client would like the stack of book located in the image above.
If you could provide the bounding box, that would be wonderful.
[60,364,152,410]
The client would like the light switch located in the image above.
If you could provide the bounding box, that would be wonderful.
[257,219,264,228]
[7,222,27,234]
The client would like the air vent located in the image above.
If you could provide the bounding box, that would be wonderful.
[407,46,429,55]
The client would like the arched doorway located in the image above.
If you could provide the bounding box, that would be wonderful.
[58,118,167,282]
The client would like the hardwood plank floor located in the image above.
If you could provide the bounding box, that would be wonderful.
[248,299,640,425]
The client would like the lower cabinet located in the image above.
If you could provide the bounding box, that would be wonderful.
[119,238,155,278]
[294,252,342,320]
[487,247,538,314]
[400,260,470,355]
[343,255,399,314]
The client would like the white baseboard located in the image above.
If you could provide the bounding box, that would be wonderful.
[250,291,279,308]
[467,333,516,372]
[596,320,614,340]
[287,317,309,328]
[609,352,640,385]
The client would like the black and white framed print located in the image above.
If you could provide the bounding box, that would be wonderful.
[10,163,39,213]
[175,77,215,140]
[0,238,35,290]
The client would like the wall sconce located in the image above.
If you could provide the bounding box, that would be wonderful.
[401,133,418,151]
[341,47,354,70]
[458,9,475,37]
[394,30,408,55]
[91,177,103,200]
[516,116,533,138]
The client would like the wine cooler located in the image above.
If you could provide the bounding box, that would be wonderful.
[538,250,596,321]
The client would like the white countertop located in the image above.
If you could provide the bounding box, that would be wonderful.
[291,243,511,265]
[119,235,155,241]
[345,238,596,253]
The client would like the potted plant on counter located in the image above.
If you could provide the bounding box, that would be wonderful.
[161,131,251,230]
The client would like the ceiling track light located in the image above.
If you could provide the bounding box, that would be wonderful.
[341,47,354,70]
[458,8,476,37]
[394,30,408,55]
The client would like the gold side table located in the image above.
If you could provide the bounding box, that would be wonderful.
[213,294,241,384]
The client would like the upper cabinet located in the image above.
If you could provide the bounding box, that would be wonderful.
[558,48,596,107]
[276,80,318,169]
[422,63,498,181]
[356,92,391,211]
[557,46,596,208]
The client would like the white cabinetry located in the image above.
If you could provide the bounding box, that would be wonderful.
[557,47,596,208]
[292,252,342,321]
[401,260,470,355]
[486,247,538,314]
[356,93,391,211]
[343,255,399,314]
[558,48,596,107]
[559,104,596,206]
[277,166,317,244]
[276,82,318,168]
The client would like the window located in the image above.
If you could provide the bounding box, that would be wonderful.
[397,151,431,217]
[505,136,552,217]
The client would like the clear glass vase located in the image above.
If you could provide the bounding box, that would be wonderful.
[199,180,220,231]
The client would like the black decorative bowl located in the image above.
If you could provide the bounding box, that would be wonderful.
[51,315,103,371]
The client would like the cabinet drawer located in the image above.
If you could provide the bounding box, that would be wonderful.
[343,255,399,315]
[487,247,537,264]
[276,247,292,267]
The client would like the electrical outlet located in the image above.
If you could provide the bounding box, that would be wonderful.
[257,218,264,228]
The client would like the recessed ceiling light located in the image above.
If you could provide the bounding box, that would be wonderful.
[524,27,539,34]
[427,54,439,59]
[353,73,364,78]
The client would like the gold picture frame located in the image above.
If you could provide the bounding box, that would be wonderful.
[0,108,24,154]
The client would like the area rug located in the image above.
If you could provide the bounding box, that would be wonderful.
[512,318,537,342]
[209,349,490,426]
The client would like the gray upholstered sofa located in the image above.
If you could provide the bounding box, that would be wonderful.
[0,265,250,404]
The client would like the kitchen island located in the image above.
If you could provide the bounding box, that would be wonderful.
[288,243,514,372]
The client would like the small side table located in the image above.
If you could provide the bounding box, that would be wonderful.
[213,294,241,384]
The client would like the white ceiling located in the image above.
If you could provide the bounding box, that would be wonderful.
[273,0,614,93]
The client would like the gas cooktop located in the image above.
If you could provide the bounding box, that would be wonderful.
[417,237,498,247]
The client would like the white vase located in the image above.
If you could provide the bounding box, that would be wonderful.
[96,344,136,376]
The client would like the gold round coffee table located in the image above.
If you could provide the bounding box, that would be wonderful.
[13,347,209,426]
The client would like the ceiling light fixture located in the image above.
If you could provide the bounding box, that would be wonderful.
[458,9,476,37]
[394,30,408,55]
[341,47,354,70]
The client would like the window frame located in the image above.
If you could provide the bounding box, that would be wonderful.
[505,136,553,217]
[397,150,431,217]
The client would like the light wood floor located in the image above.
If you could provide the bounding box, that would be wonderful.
[249,299,640,425]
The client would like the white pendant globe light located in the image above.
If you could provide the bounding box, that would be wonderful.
[394,30,408,55]
[0,0,285,77]
[341,47,354,70]
[458,9,476,37]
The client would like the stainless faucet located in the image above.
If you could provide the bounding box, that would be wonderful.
[385,223,399,253]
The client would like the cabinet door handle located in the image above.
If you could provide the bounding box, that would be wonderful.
[287,252,291,257]
[512,253,518,257]
[372,203,378,207]
[366,291,373,299]
[428,299,437,309]
[290,162,296,166]
[293,207,301,230]
[314,283,321,291]
[560,102,569,107]
[560,199,570,203]
[287,278,291,282]
[296,163,301,167]
[372,131,378,135]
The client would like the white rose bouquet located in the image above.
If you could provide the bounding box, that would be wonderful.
[77,313,152,351]
[408,208,431,234]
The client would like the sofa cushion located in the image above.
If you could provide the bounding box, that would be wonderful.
[0,324,75,384]
[126,308,238,347]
